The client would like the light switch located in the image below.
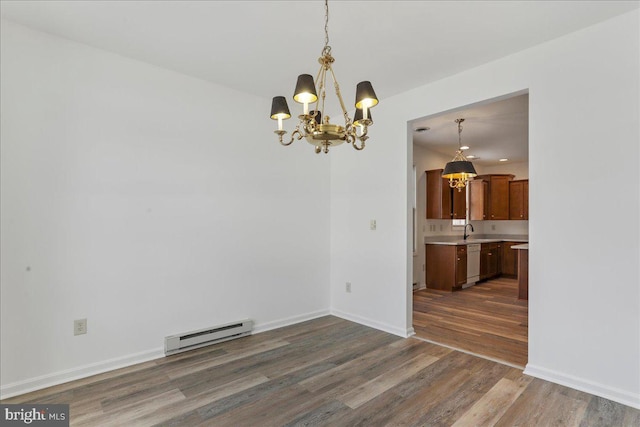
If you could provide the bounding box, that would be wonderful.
[370,219,377,230]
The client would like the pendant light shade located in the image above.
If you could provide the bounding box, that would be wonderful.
[353,107,373,126]
[270,96,291,120]
[354,81,379,109]
[442,160,477,178]
[293,74,318,104]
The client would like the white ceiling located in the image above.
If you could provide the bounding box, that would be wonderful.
[1,1,637,164]
[411,93,529,166]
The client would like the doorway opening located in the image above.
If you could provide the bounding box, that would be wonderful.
[409,90,529,368]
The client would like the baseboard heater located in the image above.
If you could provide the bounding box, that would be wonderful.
[164,319,253,356]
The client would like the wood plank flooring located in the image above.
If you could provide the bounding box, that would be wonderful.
[3,316,639,426]
[413,277,528,367]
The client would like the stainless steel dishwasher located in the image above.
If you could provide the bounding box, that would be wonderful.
[464,243,481,288]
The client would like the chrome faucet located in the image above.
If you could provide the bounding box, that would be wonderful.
[463,223,474,240]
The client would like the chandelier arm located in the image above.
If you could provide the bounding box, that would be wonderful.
[302,118,313,135]
[356,125,370,148]
[352,138,365,151]
[345,129,355,144]
[278,128,302,146]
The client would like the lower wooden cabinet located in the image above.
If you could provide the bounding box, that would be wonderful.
[480,243,499,280]
[426,244,466,291]
[455,246,467,288]
[501,241,519,277]
[427,241,526,290]
[517,248,529,300]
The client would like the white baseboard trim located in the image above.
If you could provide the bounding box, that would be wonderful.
[524,364,640,410]
[330,309,413,338]
[253,309,331,334]
[0,347,164,400]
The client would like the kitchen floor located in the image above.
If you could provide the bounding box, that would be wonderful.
[413,277,528,367]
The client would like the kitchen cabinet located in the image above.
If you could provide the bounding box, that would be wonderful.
[509,179,529,220]
[426,244,466,291]
[515,247,529,300]
[426,169,451,219]
[455,246,467,288]
[501,241,519,277]
[473,174,514,220]
[480,242,499,280]
[452,186,466,219]
[426,169,466,220]
[469,179,488,220]
[488,175,513,220]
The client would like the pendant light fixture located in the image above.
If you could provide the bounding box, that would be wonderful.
[442,118,477,191]
[269,0,379,154]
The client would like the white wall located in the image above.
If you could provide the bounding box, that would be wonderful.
[0,20,331,397]
[330,10,639,408]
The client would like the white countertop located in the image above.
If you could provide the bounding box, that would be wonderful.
[424,234,529,246]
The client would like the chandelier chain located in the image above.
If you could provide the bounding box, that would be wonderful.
[324,0,330,48]
[456,118,464,149]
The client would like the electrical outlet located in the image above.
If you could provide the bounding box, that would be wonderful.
[346,282,352,293]
[370,219,377,230]
[491,225,496,231]
[74,318,87,336]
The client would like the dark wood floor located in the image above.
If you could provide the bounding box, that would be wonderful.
[413,277,528,367]
[3,316,639,426]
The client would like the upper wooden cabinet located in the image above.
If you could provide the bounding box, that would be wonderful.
[452,186,466,219]
[472,174,514,220]
[469,179,488,221]
[426,169,466,220]
[488,175,513,220]
[509,179,529,220]
[426,169,451,219]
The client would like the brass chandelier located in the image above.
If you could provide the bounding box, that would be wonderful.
[270,0,379,154]
[442,118,477,191]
